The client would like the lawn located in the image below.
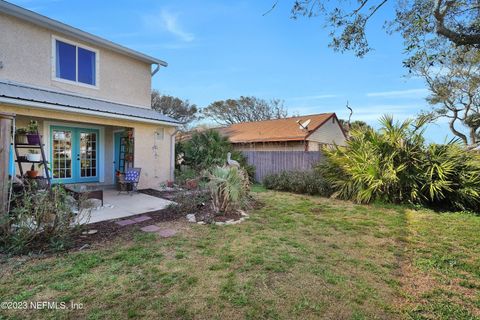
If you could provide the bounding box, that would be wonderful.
[1,186,479,319]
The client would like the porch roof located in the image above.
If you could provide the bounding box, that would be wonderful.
[0,80,181,126]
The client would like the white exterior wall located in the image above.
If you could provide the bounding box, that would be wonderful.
[0,13,152,108]
[307,117,346,149]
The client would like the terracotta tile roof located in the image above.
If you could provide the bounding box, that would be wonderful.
[217,113,336,143]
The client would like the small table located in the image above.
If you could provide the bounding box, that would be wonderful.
[65,184,103,206]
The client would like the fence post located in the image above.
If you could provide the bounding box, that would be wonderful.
[0,113,14,216]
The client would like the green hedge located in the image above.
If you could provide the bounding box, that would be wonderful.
[263,170,332,196]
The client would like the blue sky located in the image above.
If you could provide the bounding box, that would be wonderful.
[12,0,453,142]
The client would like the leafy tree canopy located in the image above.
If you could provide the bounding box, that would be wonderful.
[151,90,198,129]
[286,0,480,59]
[202,96,288,125]
[415,46,480,148]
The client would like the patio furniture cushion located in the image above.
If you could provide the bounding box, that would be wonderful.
[125,169,140,182]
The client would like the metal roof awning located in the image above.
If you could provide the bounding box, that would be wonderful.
[0,80,181,126]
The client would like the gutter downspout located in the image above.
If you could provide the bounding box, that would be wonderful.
[170,128,181,181]
[151,63,160,76]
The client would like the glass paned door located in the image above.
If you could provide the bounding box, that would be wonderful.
[52,129,73,181]
[80,131,97,178]
[51,126,99,183]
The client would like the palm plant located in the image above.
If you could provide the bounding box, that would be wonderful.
[318,115,480,212]
[207,166,249,214]
[177,130,255,179]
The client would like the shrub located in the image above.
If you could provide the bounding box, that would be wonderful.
[167,190,210,216]
[179,130,232,171]
[318,115,480,212]
[176,130,256,181]
[174,166,198,186]
[0,185,90,254]
[263,171,332,196]
[207,166,250,214]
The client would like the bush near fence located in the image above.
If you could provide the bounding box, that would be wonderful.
[263,170,332,196]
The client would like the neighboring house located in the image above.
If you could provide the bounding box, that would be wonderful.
[0,1,180,188]
[216,113,347,151]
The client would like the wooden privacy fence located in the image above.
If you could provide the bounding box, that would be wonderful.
[242,151,324,182]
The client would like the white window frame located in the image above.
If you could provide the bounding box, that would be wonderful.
[51,35,100,89]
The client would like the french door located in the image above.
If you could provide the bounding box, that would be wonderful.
[50,126,99,183]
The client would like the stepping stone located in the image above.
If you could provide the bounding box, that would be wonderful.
[82,229,98,235]
[157,229,177,238]
[141,225,161,232]
[115,219,136,226]
[133,215,152,223]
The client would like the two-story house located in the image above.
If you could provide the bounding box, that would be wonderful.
[0,1,180,189]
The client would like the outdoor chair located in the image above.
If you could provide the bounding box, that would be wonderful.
[118,167,141,195]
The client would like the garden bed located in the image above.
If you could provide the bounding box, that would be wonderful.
[140,188,255,224]
[71,207,185,251]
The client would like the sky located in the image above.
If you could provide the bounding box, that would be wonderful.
[10,0,455,142]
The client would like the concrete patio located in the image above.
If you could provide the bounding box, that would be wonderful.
[77,189,174,224]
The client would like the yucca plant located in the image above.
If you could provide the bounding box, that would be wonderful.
[318,115,480,212]
[207,166,250,214]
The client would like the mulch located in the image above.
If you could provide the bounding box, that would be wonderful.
[73,187,224,250]
[2,188,262,257]
[72,205,184,250]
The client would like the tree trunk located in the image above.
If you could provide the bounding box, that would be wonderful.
[469,127,477,147]
[449,112,468,145]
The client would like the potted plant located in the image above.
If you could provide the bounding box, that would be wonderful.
[15,128,28,144]
[26,164,38,178]
[26,149,41,162]
[125,153,134,162]
[26,120,41,145]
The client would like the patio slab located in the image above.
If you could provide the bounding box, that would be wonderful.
[141,225,161,232]
[157,229,177,238]
[85,189,174,224]
[115,219,137,226]
[132,215,152,223]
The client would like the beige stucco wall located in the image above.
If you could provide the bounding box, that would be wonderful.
[0,13,152,107]
[3,104,175,189]
[307,117,347,148]
[233,141,307,152]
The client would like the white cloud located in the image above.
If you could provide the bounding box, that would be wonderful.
[143,10,194,42]
[366,88,428,98]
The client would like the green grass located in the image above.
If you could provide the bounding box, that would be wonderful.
[1,189,479,319]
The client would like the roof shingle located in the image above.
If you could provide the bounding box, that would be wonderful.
[217,113,335,143]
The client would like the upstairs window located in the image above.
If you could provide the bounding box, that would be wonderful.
[54,39,97,86]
